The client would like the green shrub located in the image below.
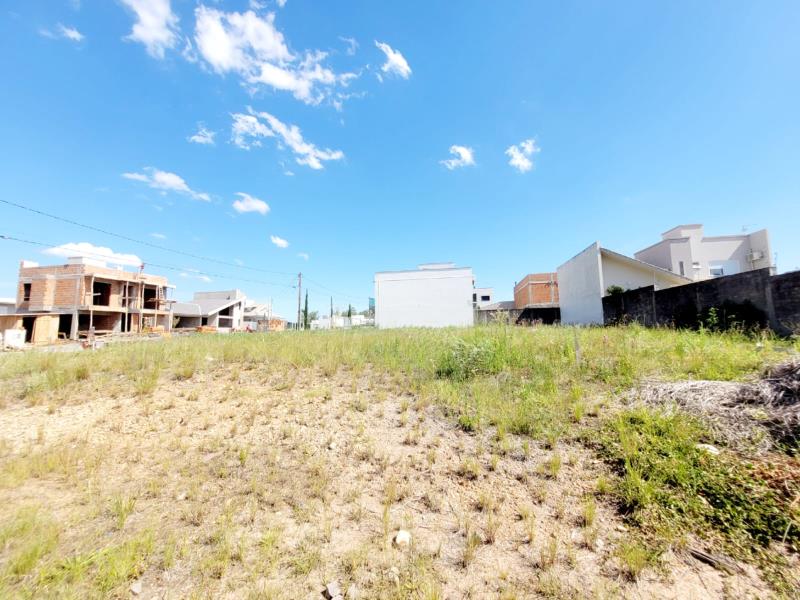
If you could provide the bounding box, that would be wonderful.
[435,338,498,380]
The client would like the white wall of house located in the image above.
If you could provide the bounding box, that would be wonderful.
[634,224,772,281]
[601,253,675,293]
[557,243,605,325]
[310,314,371,329]
[375,264,474,328]
[173,290,246,330]
[558,243,689,325]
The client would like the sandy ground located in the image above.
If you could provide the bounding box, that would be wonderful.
[0,364,772,598]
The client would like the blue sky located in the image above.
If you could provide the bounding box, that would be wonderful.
[1,1,798,318]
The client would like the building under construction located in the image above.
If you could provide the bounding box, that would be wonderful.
[0,257,173,344]
[513,272,560,324]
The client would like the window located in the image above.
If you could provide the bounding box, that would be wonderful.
[481,295,490,302]
[23,283,31,302]
[472,293,477,302]
[678,261,685,276]
[143,287,157,308]
[710,266,724,277]
[92,281,111,306]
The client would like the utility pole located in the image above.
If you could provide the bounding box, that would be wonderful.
[296,272,302,330]
[330,296,333,329]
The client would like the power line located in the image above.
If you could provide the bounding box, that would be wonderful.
[0,197,296,277]
[0,197,368,303]
[0,234,297,291]
[303,275,365,302]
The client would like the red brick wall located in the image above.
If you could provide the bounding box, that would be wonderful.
[514,273,559,308]
[17,263,168,310]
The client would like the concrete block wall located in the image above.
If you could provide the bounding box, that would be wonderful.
[603,286,658,326]
[771,271,800,334]
[602,267,800,335]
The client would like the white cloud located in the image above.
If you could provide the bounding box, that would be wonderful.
[43,242,142,267]
[180,270,212,283]
[193,6,355,105]
[339,36,358,56]
[505,138,541,173]
[40,23,84,42]
[276,0,287,7]
[231,112,273,150]
[58,24,83,41]
[121,172,149,182]
[122,167,210,201]
[232,192,270,215]
[150,232,167,239]
[231,108,344,170]
[375,41,411,79]
[270,235,289,248]
[194,6,291,72]
[440,145,475,170]
[120,0,179,59]
[188,124,215,145]
[297,252,309,261]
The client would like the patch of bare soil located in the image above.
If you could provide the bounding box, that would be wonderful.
[0,365,772,598]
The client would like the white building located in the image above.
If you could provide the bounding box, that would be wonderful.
[173,289,246,331]
[0,298,16,315]
[558,243,689,325]
[374,263,475,328]
[310,314,372,330]
[634,224,772,281]
[472,287,494,309]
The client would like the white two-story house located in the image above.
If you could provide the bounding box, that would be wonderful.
[634,224,773,281]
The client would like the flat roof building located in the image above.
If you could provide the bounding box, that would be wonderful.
[374,263,475,329]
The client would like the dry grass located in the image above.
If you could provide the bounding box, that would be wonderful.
[0,326,795,597]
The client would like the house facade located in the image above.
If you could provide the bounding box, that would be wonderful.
[5,257,172,344]
[173,290,246,331]
[634,224,772,281]
[472,287,494,309]
[242,301,286,331]
[558,242,689,325]
[374,263,475,328]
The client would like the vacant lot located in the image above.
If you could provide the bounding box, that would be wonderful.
[0,326,798,598]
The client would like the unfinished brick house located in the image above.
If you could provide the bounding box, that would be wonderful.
[514,272,559,308]
[11,257,173,344]
[513,272,560,324]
